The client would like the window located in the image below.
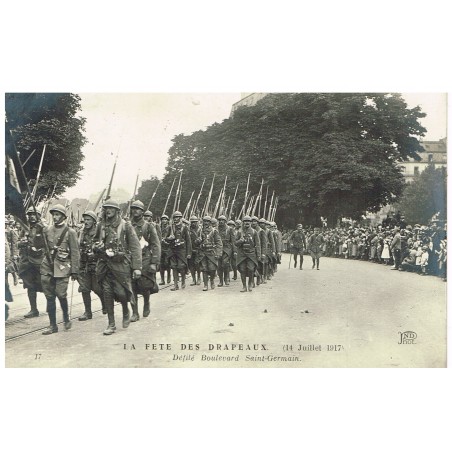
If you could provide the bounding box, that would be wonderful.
[414,167,419,175]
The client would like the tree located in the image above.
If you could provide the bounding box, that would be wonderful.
[5,93,87,199]
[159,93,426,227]
[395,165,447,225]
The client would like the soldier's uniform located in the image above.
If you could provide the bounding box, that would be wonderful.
[217,215,235,286]
[232,220,242,280]
[257,218,269,283]
[17,207,46,318]
[5,218,19,286]
[188,216,201,285]
[78,210,105,320]
[289,226,307,269]
[159,215,172,285]
[228,220,238,280]
[195,216,223,291]
[94,200,142,335]
[162,211,192,291]
[272,222,283,270]
[130,200,161,321]
[144,210,162,241]
[308,228,325,270]
[266,221,276,279]
[40,204,80,334]
[235,216,261,292]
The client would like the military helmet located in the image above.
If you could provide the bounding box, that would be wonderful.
[49,204,67,217]
[182,218,190,224]
[82,210,97,222]
[26,206,41,215]
[218,215,227,221]
[144,210,152,217]
[102,199,120,210]
[259,218,267,223]
[203,215,212,222]
[190,215,199,222]
[242,215,252,222]
[227,220,235,226]
[235,219,242,225]
[173,211,182,218]
[251,216,259,221]
[131,200,145,211]
[161,214,169,220]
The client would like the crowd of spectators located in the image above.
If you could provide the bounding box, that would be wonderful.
[281,214,447,281]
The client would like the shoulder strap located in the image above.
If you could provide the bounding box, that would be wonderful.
[56,226,69,248]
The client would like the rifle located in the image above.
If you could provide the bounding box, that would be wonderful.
[31,144,47,198]
[162,175,177,216]
[183,190,195,219]
[147,181,161,211]
[105,154,118,201]
[172,170,183,214]
[203,173,216,217]
[191,177,206,217]
[228,183,239,219]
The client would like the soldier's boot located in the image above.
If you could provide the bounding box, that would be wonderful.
[24,289,39,318]
[103,295,116,335]
[181,271,186,289]
[262,265,267,284]
[210,272,216,289]
[170,269,179,291]
[59,297,72,331]
[79,292,93,321]
[248,276,254,292]
[130,297,140,322]
[312,258,316,269]
[218,271,224,287]
[294,257,297,268]
[233,268,237,280]
[256,272,261,285]
[224,270,230,286]
[13,272,18,286]
[202,273,209,291]
[122,302,131,328]
[167,270,171,284]
[316,258,320,270]
[197,271,202,285]
[100,296,107,315]
[143,293,151,318]
[42,297,58,335]
[160,270,165,285]
[240,273,247,292]
[190,271,197,286]
[299,257,303,270]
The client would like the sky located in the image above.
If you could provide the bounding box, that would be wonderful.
[62,92,447,201]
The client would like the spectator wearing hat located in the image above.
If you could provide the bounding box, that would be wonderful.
[40,204,80,334]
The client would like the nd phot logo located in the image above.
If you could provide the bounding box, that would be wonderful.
[398,331,417,344]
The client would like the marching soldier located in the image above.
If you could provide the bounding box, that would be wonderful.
[195,216,222,291]
[289,224,307,269]
[251,216,265,285]
[217,215,235,287]
[233,219,242,280]
[144,210,162,240]
[93,200,142,335]
[235,215,261,292]
[228,220,238,280]
[5,217,19,286]
[188,215,201,285]
[130,200,161,321]
[265,220,276,280]
[307,227,325,270]
[17,207,46,318]
[40,204,80,334]
[162,211,192,291]
[272,222,283,271]
[78,210,105,320]
[257,218,269,283]
[159,214,172,285]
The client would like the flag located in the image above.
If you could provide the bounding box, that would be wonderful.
[5,122,28,222]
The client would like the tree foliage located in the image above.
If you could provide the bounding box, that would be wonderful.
[396,165,447,225]
[138,93,427,226]
[5,93,87,198]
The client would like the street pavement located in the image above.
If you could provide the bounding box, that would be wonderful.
[4,254,447,368]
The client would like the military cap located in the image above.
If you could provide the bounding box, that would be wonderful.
[102,199,120,210]
[144,210,152,217]
[242,215,252,222]
[49,204,67,216]
[190,215,199,222]
[218,215,227,221]
[82,210,97,222]
[161,214,169,220]
[203,216,212,222]
[131,200,145,211]
[173,211,182,217]
[26,206,41,215]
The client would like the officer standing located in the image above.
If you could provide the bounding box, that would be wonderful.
[307,227,325,270]
[188,216,201,285]
[159,214,172,285]
[94,200,142,335]
[17,207,46,318]
[40,204,80,334]
[78,210,105,320]
[289,224,307,269]
[162,211,192,291]
[195,216,222,291]
[235,216,261,292]
[130,200,161,321]
[217,215,235,287]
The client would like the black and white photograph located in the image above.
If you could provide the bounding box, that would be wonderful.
[4,92,447,368]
